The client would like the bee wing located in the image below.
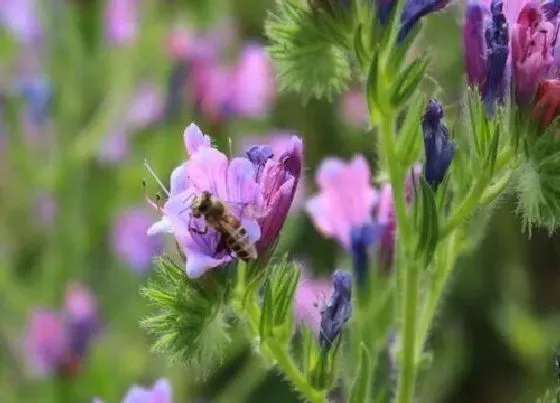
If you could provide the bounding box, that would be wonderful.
[224,200,266,220]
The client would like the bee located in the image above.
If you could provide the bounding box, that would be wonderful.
[190,190,258,261]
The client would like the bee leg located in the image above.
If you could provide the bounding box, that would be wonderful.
[216,235,228,254]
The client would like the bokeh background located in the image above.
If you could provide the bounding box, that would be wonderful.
[1,1,560,402]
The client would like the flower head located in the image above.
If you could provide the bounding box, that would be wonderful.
[319,270,352,350]
[112,207,164,274]
[0,0,42,44]
[227,43,276,118]
[305,155,378,249]
[147,123,302,278]
[105,0,138,45]
[511,2,556,105]
[95,378,172,403]
[64,283,98,360]
[422,99,455,189]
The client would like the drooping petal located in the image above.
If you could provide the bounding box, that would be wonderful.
[185,250,230,278]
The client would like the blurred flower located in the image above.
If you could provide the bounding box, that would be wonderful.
[165,23,192,61]
[294,273,331,334]
[532,78,560,127]
[339,89,368,128]
[543,0,560,20]
[147,123,301,277]
[23,309,68,376]
[422,99,455,189]
[34,192,57,228]
[319,269,352,350]
[511,2,556,106]
[463,0,510,114]
[20,75,51,127]
[0,0,42,44]
[112,207,164,274]
[227,43,276,118]
[306,155,378,249]
[190,62,231,122]
[350,224,382,284]
[64,283,98,362]
[375,0,452,42]
[99,82,162,164]
[95,378,172,403]
[105,0,139,45]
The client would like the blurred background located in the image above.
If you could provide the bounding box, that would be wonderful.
[1,1,560,402]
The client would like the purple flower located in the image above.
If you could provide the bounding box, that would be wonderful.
[543,0,560,20]
[95,378,172,403]
[511,2,557,105]
[98,127,129,164]
[23,309,68,377]
[64,283,98,361]
[422,99,455,189]
[105,0,139,46]
[294,272,331,334]
[147,123,302,277]
[463,0,510,113]
[305,155,378,249]
[227,43,276,118]
[0,0,42,44]
[112,207,164,274]
[319,270,352,350]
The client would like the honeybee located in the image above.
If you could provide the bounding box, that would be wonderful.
[190,190,258,261]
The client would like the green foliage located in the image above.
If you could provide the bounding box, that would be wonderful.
[348,343,372,403]
[412,177,439,266]
[265,0,352,101]
[140,257,231,379]
[259,259,301,343]
[537,388,560,403]
[514,129,560,234]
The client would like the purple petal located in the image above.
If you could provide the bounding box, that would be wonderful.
[241,217,261,242]
[226,157,259,206]
[170,164,188,195]
[183,123,211,155]
[151,378,173,403]
[185,250,230,278]
[122,386,151,403]
[185,147,229,198]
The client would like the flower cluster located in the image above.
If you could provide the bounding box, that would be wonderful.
[23,282,98,377]
[463,0,560,125]
[147,124,302,278]
[164,22,276,122]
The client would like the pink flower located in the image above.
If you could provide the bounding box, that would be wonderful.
[511,2,557,104]
[23,309,68,376]
[228,44,276,118]
[306,155,378,249]
[0,0,42,44]
[165,23,192,61]
[105,0,139,45]
[294,274,331,334]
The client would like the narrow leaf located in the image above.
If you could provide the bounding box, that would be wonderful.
[349,343,372,403]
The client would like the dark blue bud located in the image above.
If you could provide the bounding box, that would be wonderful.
[350,223,383,284]
[422,99,455,189]
[68,317,98,358]
[319,269,352,351]
[246,145,275,166]
[398,0,452,42]
[543,0,560,21]
[483,0,509,115]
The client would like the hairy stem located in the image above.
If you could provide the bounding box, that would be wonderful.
[233,263,326,403]
[214,354,268,403]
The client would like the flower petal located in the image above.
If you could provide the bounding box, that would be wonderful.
[169,163,188,195]
[183,123,211,155]
[152,378,173,403]
[241,217,261,242]
[147,218,173,235]
[122,386,151,403]
[185,147,228,197]
[185,251,230,278]
[226,157,259,206]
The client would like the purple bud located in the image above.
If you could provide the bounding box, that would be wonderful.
[398,0,452,42]
[246,145,275,166]
[543,0,560,21]
[350,223,382,284]
[64,283,98,359]
[422,99,455,189]
[319,270,352,350]
[463,1,488,90]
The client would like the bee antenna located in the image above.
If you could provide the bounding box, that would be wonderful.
[143,159,170,197]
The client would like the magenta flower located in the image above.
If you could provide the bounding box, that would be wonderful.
[23,309,68,377]
[95,378,172,403]
[165,23,192,61]
[294,273,331,334]
[0,0,42,44]
[23,283,99,378]
[189,62,231,123]
[511,2,557,105]
[228,43,276,118]
[105,0,139,46]
[238,132,306,211]
[147,123,302,277]
[306,155,378,249]
[112,207,164,274]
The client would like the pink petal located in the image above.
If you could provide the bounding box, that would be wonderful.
[151,378,173,403]
[226,157,259,205]
[185,147,228,197]
[183,123,211,155]
[185,250,229,278]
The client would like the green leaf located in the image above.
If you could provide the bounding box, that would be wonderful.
[259,278,274,340]
[386,25,421,79]
[353,24,369,70]
[390,56,429,107]
[265,0,352,101]
[397,91,425,166]
[140,257,230,379]
[349,343,372,403]
[414,177,439,265]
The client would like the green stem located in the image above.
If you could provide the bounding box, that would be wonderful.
[214,354,268,403]
[233,263,325,403]
[394,262,419,403]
